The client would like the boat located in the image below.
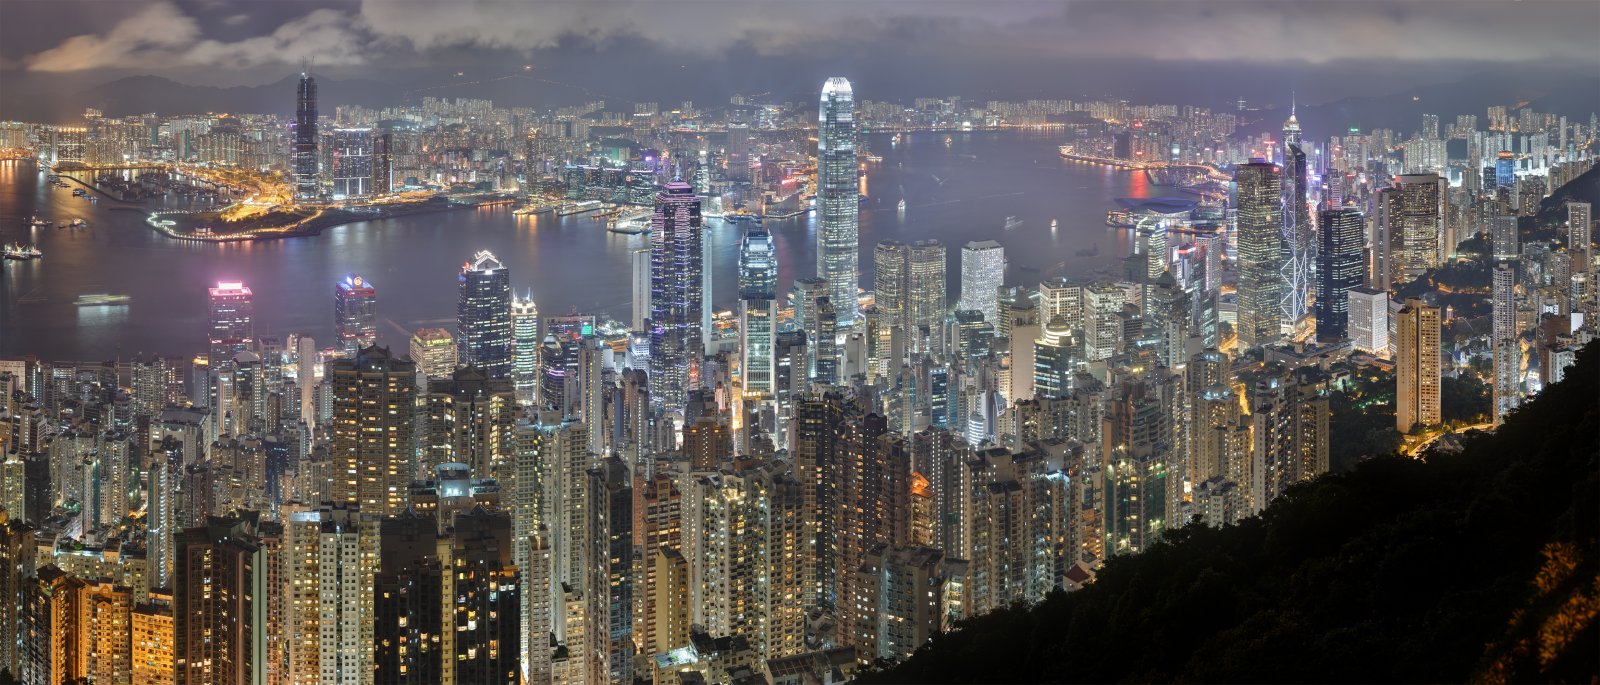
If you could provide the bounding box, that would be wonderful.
[66,219,88,229]
[1004,215,1023,231]
[1105,209,1136,229]
[3,243,42,260]
[897,198,906,213]
[724,213,758,224]
[1050,218,1058,231]
[29,216,51,228]
[72,188,86,196]
[75,294,131,307]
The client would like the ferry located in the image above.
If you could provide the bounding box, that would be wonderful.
[1105,209,1136,229]
[72,188,86,197]
[29,216,52,228]
[897,198,906,213]
[3,243,42,260]
[724,212,759,224]
[1050,218,1058,231]
[66,219,88,229]
[1004,215,1023,231]
[75,294,131,307]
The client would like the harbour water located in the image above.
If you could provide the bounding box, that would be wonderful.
[1,129,1182,360]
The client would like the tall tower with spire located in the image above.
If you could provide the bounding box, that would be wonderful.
[1280,96,1311,332]
[293,66,320,200]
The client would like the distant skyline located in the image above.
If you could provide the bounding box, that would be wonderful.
[2,0,1598,122]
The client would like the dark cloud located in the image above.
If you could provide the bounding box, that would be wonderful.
[8,0,1596,75]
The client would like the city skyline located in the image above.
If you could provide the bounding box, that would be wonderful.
[0,2,1596,684]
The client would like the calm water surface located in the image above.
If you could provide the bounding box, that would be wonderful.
[1,130,1179,360]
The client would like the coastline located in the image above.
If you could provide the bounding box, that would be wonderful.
[147,196,471,242]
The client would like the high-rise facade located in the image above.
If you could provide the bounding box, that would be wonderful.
[958,240,1004,325]
[1570,201,1592,268]
[1380,173,1447,287]
[174,516,264,685]
[293,72,319,200]
[1491,263,1521,426]
[1395,298,1441,433]
[207,281,254,362]
[283,504,379,685]
[874,240,909,336]
[740,227,778,397]
[1346,287,1390,356]
[512,294,540,406]
[907,240,948,351]
[330,128,373,199]
[457,251,514,379]
[335,274,378,356]
[817,77,860,323]
[329,346,416,516]
[1234,161,1285,348]
[1315,208,1365,341]
[409,328,457,380]
[1281,111,1311,330]
[648,181,704,415]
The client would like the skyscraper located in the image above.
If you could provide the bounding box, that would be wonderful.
[175,516,264,685]
[293,71,319,200]
[1234,161,1285,348]
[958,240,1004,325]
[648,181,704,415]
[334,274,377,356]
[907,240,948,352]
[817,77,860,323]
[207,281,254,362]
[458,250,514,379]
[1315,207,1365,341]
[409,328,457,380]
[329,346,416,516]
[1281,109,1312,330]
[874,240,909,334]
[1380,173,1447,287]
[1395,298,1441,433]
[1569,201,1592,269]
[512,293,540,406]
[631,247,651,331]
[740,227,778,396]
[1491,263,1520,426]
[1346,287,1390,356]
[330,128,373,199]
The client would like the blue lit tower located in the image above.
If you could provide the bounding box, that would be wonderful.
[817,77,859,324]
[1280,104,1311,332]
[457,251,514,379]
[648,181,704,414]
[1315,207,1365,342]
[1234,161,1285,348]
[293,71,319,199]
[334,274,377,356]
[739,226,778,396]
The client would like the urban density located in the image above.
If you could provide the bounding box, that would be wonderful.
[0,1,1596,683]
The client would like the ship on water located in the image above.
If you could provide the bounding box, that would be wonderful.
[3,243,43,260]
[75,294,131,307]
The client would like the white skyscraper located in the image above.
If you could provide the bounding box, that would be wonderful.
[513,293,540,406]
[1347,287,1390,356]
[632,247,651,331]
[958,240,1005,324]
[817,77,859,324]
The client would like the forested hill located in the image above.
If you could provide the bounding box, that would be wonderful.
[868,344,1600,684]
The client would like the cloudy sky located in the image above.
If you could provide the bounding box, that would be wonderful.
[1,0,1597,117]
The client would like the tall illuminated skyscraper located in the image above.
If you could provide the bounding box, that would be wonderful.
[1395,298,1441,433]
[1281,108,1311,330]
[1491,263,1520,426]
[740,227,778,396]
[1234,161,1285,348]
[958,240,1004,325]
[208,281,254,362]
[328,346,416,516]
[293,71,319,199]
[817,77,859,323]
[874,240,909,333]
[1315,207,1365,341]
[1380,173,1447,288]
[648,181,704,415]
[512,293,540,406]
[1569,201,1592,268]
[906,240,948,352]
[330,128,373,199]
[334,274,377,356]
[458,250,514,379]
[409,327,457,380]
